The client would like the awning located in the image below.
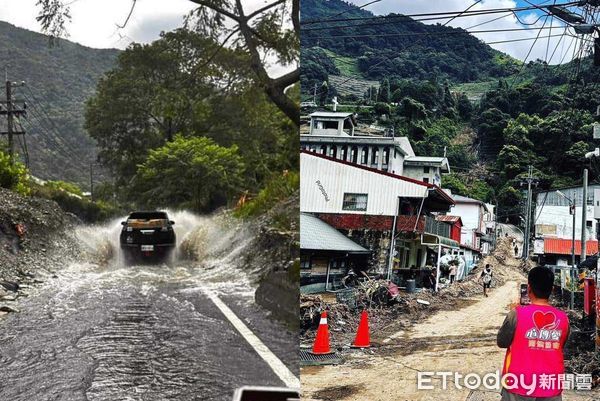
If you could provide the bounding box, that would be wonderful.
[420,233,460,249]
[300,213,371,254]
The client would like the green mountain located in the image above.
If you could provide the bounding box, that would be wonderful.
[0,21,119,188]
[301,0,520,93]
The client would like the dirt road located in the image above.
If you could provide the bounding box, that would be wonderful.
[301,268,598,401]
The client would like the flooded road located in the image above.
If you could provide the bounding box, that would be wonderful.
[0,212,299,400]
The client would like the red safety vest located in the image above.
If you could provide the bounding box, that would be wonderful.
[502,304,569,398]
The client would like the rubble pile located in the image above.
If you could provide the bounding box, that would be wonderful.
[300,237,527,349]
[0,188,80,311]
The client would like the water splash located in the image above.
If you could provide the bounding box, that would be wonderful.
[72,209,258,293]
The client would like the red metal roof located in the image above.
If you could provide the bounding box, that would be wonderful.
[436,215,462,224]
[543,238,598,256]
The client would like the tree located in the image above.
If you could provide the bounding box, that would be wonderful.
[136,135,245,211]
[456,93,473,120]
[85,29,250,183]
[319,81,329,106]
[36,0,299,124]
[85,29,296,197]
[379,78,391,103]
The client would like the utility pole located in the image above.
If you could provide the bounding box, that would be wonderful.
[521,166,538,260]
[556,189,577,310]
[581,168,588,262]
[6,80,13,161]
[90,163,94,202]
[313,83,317,105]
[571,191,576,310]
[1,77,26,164]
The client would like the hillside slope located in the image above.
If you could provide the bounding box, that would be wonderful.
[0,21,119,187]
[301,0,520,91]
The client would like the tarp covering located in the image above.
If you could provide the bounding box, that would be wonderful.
[543,238,598,256]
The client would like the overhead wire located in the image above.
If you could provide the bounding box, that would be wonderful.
[301,2,581,25]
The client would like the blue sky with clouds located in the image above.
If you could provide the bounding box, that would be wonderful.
[347,0,586,63]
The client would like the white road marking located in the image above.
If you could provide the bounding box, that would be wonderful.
[204,290,300,389]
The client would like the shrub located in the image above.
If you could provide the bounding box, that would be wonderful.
[0,151,30,195]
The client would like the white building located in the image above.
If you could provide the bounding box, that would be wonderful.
[532,186,600,264]
[451,194,495,254]
[300,151,453,216]
[534,187,598,240]
[300,111,450,183]
[300,151,456,276]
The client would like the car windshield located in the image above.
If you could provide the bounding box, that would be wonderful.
[128,212,168,220]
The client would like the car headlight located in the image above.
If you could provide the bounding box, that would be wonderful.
[126,227,133,232]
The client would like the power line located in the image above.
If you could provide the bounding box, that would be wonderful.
[306,25,574,40]
[442,0,483,27]
[301,2,580,25]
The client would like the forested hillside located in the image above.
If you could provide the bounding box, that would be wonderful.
[301,0,520,91]
[0,21,119,187]
[301,0,600,224]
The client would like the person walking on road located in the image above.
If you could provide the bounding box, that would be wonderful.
[480,264,493,297]
[497,266,570,401]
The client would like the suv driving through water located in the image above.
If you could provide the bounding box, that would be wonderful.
[119,211,176,264]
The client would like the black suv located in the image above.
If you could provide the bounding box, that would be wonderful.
[119,211,176,264]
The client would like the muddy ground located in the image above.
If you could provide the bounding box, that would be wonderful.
[301,237,600,401]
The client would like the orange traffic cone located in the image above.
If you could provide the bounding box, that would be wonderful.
[311,311,333,355]
[351,310,371,348]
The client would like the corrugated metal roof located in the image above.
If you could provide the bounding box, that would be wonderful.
[300,213,370,253]
[301,150,455,205]
[436,215,462,224]
[543,238,598,256]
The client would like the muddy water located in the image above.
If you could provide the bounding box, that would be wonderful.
[0,212,297,401]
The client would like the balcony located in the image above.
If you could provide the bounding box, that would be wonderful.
[396,215,451,238]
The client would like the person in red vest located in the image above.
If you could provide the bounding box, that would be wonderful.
[497,266,570,400]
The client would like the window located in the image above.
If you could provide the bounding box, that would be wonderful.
[372,149,379,165]
[315,120,338,130]
[586,220,593,228]
[424,166,430,174]
[343,193,368,211]
[423,177,429,184]
[361,148,368,164]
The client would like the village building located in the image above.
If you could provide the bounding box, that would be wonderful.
[533,186,600,264]
[299,213,371,293]
[451,194,496,255]
[300,150,457,290]
[300,111,450,183]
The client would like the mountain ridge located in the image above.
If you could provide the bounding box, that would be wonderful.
[0,20,120,188]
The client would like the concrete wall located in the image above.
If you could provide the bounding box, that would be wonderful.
[403,165,442,185]
[534,204,596,240]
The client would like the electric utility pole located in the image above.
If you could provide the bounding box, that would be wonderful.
[521,166,538,260]
[1,77,27,164]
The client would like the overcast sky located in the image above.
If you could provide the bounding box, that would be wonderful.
[0,0,281,49]
[0,0,291,75]
[348,0,586,64]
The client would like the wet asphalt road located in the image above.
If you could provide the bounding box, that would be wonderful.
[0,261,299,401]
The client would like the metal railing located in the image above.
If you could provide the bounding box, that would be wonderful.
[396,215,451,238]
[424,215,451,238]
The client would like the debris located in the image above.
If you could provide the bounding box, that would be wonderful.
[416,299,430,306]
